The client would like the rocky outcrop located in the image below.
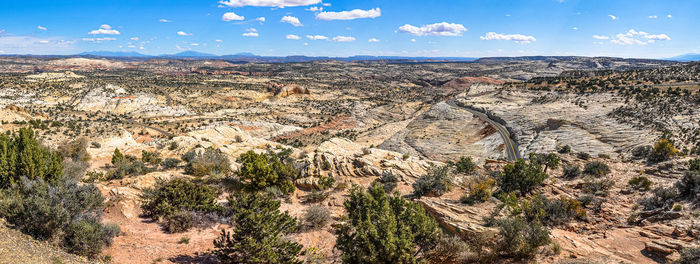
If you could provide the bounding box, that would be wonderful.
[379,102,505,163]
[72,86,192,117]
[274,84,310,98]
[417,196,497,236]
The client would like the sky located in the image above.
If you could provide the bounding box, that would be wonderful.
[0,0,698,58]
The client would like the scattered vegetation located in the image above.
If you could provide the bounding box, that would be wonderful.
[374,170,398,193]
[141,178,222,232]
[497,159,548,196]
[647,139,677,162]
[302,205,331,230]
[183,148,231,177]
[583,161,610,177]
[455,156,476,174]
[413,165,453,197]
[237,151,297,194]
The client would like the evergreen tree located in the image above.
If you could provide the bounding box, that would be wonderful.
[0,128,63,187]
[111,148,124,165]
[213,192,303,264]
[498,159,548,196]
[335,183,441,263]
[237,151,296,194]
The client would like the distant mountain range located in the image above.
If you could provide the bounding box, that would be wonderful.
[666,53,700,62]
[74,51,479,63]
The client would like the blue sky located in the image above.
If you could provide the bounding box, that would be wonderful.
[0,0,697,58]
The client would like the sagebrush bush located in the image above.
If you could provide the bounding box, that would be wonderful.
[562,165,581,179]
[427,235,472,264]
[583,161,610,177]
[461,175,495,204]
[141,150,162,166]
[675,247,700,264]
[628,175,653,191]
[631,145,652,159]
[647,139,677,162]
[494,216,551,259]
[184,147,231,177]
[63,216,120,258]
[455,156,476,174]
[413,165,452,197]
[163,211,195,233]
[581,176,614,196]
[577,152,591,160]
[639,186,678,210]
[376,170,398,193]
[303,205,331,230]
[160,158,181,170]
[521,194,586,226]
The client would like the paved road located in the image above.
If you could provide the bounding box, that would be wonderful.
[446,100,521,161]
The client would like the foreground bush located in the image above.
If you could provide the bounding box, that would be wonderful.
[461,175,495,204]
[676,159,700,201]
[494,216,551,259]
[335,183,441,263]
[498,159,548,196]
[213,192,302,263]
[521,193,586,226]
[375,170,398,193]
[141,178,222,223]
[583,161,610,177]
[237,151,297,194]
[302,205,330,230]
[413,165,452,197]
[0,128,63,187]
[0,129,117,258]
[628,175,653,191]
[455,156,476,174]
[675,247,700,264]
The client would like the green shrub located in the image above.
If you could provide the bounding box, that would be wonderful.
[335,183,440,263]
[237,151,296,194]
[520,194,586,226]
[317,175,336,190]
[108,160,153,180]
[562,165,581,179]
[675,247,700,264]
[184,148,231,177]
[160,158,181,170]
[647,139,677,162]
[426,235,472,264]
[376,170,398,193]
[455,156,476,174]
[639,186,678,210]
[111,148,125,165]
[581,176,614,196]
[628,175,653,191]
[0,128,63,188]
[63,216,119,258]
[141,178,222,221]
[57,137,91,163]
[583,161,610,177]
[529,153,560,173]
[302,205,331,230]
[179,236,190,244]
[141,150,162,166]
[303,190,330,203]
[413,165,453,197]
[631,145,652,159]
[213,192,302,263]
[163,211,195,233]
[676,161,700,201]
[577,152,591,160]
[558,145,571,154]
[497,159,548,196]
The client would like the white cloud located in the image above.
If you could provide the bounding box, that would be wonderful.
[0,35,76,54]
[218,0,321,8]
[410,38,416,42]
[306,34,328,40]
[610,29,670,45]
[608,14,618,20]
[215,39,223,42]
[368,38,379,42]
[246,28,257,32]
[243,32,259,37]
[256,17,266,22]
[667,14,673,18]
[398,22,466,37]
[159,19,172,23]
[222,12,245,21]
[332,36,355,42]
[316,8,381,20]
[38,40,49,44]
[648,15,658,19]
[82,37,117,43]
[480,32,536,44]
[286,34,301,40]
[130,37,139,41]
[592,35,610,40]
[306,6,322,12]
[322,3,330,6]
[37,26,47,31]
[190,43,200,46]
[281,16,303,26]
[572,27,578,30]
[88,24,120,35]
[177,31,193,36]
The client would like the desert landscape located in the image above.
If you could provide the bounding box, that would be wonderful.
[0,54,696,264]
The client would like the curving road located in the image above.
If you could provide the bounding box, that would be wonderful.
[446,100,521,161]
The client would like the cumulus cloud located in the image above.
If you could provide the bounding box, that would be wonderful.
[219,0,321,8]
[480,32,536,44]
[281,16,303,26]
[368,38,379,42]
[398,22,466,37]
[648,15,658,19]
[592,35,610,40]
[316,8,381,20]
[37,26,47,31]
[88,24,120,35]
[332,36,355,42]
[243,32,259,37]
[177,31,193,36]
[608,14,618,20]
[159,19,172,22]
[610,29,670,45]
[216,39,223,42]
[256,17,266,22]
[190,43,200,46]
[306,35,328,40]
[0,35,76,54]
[306,6,322,12]
[286,34,301,40]
[130,37,139,41]
[667,14,672,18]
[222,12,245,21]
